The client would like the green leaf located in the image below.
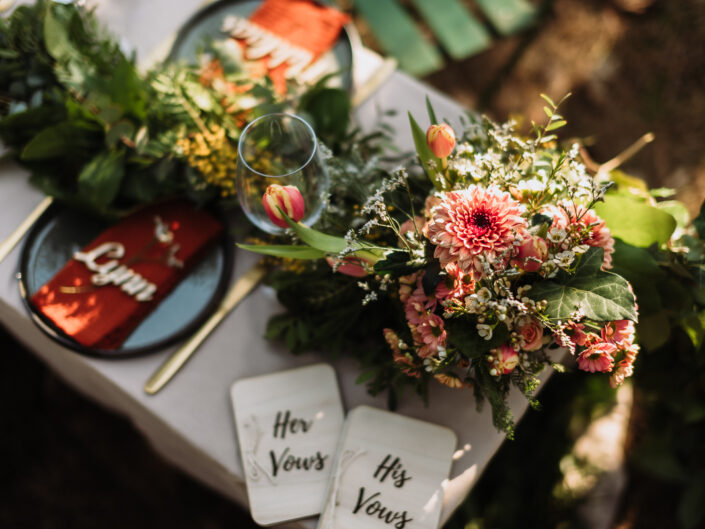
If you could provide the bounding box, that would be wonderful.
[298,87,351,144]
[637,312,670,350]
[43,4,77,63]
[693,200,705,239]
[678,478,705,529]
[446,317,509,359]
[594,194,676,247]
[408,112,443,190]
[20,121,99,160]
[528,248,638,322]
[545,119,566,131]
[610,239,665,316]
[657,200,690,229]
[78,150,125,207]
[355,370,377,385]
[425,95,438,124]
[373,251,425,276]
[104,119,135,149]
[540,93,556,108]
[237,243,326,260]
[681,311,705,349]
[281,212,348,253]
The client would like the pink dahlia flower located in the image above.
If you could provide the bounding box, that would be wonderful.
[424,185,528,278]
[404,276,437,326]
[576,341,617,373]
[434,262,475,302]
[416,313,447,358]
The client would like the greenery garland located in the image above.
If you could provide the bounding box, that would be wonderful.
[0,0,352,216]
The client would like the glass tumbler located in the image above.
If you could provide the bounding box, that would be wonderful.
[236,113,329,234]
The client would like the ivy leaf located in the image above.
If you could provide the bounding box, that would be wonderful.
[237,243,326,260]
[594,194,676,247]
[78,149,125,207]
[528,247,638,322]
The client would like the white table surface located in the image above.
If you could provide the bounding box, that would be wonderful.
[0,1,540,526]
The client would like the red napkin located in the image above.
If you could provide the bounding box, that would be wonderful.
[31,201,223,350]
[249,0,350,59]
[232,0,350,93]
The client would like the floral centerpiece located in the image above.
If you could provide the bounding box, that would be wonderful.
[242,97,641,435]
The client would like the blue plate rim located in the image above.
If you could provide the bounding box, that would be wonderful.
[16,202,234,359]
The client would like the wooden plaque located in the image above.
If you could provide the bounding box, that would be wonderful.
[318,406,457,529]
[231,363,345,525]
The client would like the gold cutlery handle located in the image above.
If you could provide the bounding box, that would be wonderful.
[144,261,267,395]
[0,196,53,265]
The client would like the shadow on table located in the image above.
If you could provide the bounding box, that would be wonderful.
[0,325,259,529]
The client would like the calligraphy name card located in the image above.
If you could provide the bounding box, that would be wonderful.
[231,363,344,526]
[318,406,456,529]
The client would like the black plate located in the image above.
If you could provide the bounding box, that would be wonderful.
[17,204,233,358]
[167,0,355,91]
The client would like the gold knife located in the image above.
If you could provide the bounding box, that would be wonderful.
[144,260,268,394]
[0,196,53,265]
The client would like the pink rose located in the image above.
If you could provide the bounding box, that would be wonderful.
[492,344,519,375]
[512,236,548,273]
[326,251,378,278]
[426,123,456,158]
[516,317,544,351]
[262,184,305,228]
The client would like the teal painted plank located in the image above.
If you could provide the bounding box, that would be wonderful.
[354,0,444,76]
[474,0,536,35]
[410,0,491,60]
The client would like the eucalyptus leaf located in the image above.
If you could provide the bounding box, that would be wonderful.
[528,248,638,322]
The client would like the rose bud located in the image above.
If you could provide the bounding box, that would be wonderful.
[326,251,378,278]
[262,184,305,228]
[488,344,519,376]
[426,123,455,158]
[512,236,549,273]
